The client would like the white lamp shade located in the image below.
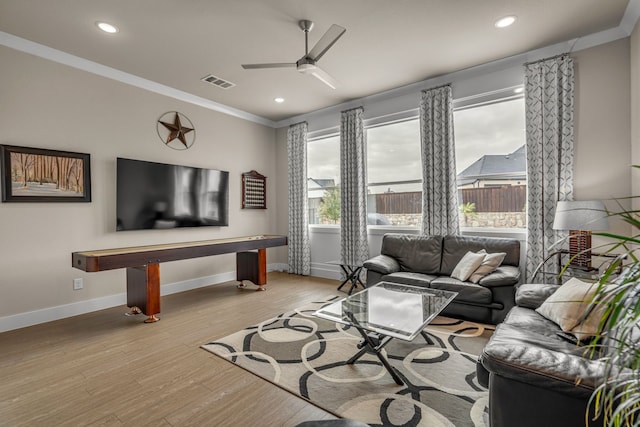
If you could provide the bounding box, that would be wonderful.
[552,200,609,231]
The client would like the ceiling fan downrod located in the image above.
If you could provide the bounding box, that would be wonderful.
[299,20,314,56]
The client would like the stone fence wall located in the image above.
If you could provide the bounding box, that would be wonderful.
[382,212,526,229]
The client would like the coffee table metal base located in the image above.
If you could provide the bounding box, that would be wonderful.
[346,326,434,385]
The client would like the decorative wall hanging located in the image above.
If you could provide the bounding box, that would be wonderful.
[156,111,195,150]
[0,145,91,202]
[242,170,267,209]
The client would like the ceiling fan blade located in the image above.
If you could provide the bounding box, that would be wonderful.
[309,66,340,90]
[307,24,346,61]
[242,63,296,69]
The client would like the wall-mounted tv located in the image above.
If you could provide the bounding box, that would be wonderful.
[116,157,229,231]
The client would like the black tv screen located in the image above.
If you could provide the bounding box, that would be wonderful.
[116,158,229,231]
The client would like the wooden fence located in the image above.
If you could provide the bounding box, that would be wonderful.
[373,185,526,214]
[372,192,422,214]
[461,185,526,212]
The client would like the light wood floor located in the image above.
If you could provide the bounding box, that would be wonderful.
[0,273,343,427]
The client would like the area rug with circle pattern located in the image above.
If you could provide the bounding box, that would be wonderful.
[201,296,494,427]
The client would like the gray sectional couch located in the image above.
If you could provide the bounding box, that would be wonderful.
[363,233,521,324]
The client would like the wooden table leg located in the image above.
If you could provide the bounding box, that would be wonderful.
[126,264,161,323]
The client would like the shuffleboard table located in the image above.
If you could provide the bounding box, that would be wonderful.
[71,235,288,323]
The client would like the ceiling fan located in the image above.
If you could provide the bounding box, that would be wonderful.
[242,20,346,89]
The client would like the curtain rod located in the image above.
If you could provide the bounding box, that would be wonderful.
[288,120,308,128]
[340,106,364,114]
[523,52,570,67]
[421,83,452,93]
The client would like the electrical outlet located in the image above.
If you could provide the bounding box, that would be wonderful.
[73,278,83,290]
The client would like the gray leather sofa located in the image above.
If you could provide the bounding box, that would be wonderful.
[477,284,604,427]
[363,233,521,324]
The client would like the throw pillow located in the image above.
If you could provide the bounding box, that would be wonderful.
[469,251,506,284]
[451,251,486,282]
[568,295,610,341]
[536,278,608,340]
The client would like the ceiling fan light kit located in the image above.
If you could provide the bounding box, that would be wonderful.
[296,61,317,74]
[242,19,346,89]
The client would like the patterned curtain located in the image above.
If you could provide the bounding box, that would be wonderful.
[340,107,369,266]
[287,122,311,275]
[419,84,460,236]
[524,54,574,280]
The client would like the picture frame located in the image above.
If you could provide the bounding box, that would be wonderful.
[1,145,91,202]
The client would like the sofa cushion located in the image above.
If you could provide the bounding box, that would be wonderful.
[477,265,521,287]
[536,278,608,340]
[430,277,493,304]
[381,272,436,287]
[504,306,575,343]
[469,251,506,283]
[515,284,561,310]
[504,306,607,349]
[363,254,400,275]
[440,235,520,275]
[451,251,486,281]
[380,233,443,274]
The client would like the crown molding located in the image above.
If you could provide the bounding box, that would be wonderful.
[621,0,640,35]
[0,31,276,128]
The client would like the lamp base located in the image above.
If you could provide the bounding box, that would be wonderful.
[568,230,595,270]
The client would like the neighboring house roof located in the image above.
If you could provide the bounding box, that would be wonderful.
[308,178,336,199]
[457,178,479,187]
[308,178,336,189]
[457,145,526,182]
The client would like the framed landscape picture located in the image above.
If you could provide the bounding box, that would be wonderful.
[0,145,91,202]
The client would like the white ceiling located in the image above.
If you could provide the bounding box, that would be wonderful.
[0,0,633,124]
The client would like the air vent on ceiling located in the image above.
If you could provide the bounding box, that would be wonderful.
[201,74,236,89]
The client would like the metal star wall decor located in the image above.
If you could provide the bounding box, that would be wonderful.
[156,111,196,150]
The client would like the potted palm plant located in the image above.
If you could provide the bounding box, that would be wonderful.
[583,188,640,426]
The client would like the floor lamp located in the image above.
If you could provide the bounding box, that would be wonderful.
[552,200,609,270]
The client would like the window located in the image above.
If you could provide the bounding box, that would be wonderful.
[453,98,526,229]
[366,119,421,226]
[307,135,339,225]
[306,95,526,230]
[307,120,422,227]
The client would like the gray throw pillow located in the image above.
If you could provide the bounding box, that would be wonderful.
[469,251,506,284]
[536,278,609,340]
[451,251,486,282]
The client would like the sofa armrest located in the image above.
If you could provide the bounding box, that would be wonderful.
[363,254,400,275]
[478,265,520,287]
[515,283,561,309]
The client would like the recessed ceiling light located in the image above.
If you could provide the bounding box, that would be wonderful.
[96,21,119,34]
[494,16,517,29]
[274,97,285,103]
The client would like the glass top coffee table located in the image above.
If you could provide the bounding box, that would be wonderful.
[313,281,457,385]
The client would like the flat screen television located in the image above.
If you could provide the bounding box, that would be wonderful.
[116,157,229,231]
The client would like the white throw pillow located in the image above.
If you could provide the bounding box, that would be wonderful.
[536,277,608,340]
[451,251,486,282]
[469,251,506,284]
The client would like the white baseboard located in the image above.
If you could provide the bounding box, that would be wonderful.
[269,263,289,273]
[0,265,282,333]
[310,262,342,281]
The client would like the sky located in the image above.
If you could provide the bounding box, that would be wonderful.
[307,98,525,193]
[454,98,525,171]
